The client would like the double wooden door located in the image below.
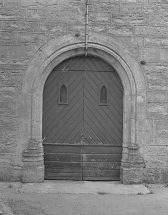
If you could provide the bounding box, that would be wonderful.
[43,56,123,181]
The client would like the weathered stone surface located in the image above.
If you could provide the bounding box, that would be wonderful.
[89,12,111,24]
[147,72,168,90]
[122,0,137,2]
[4,0,21,8]
[21,0,47,7]
[143,167,168,183]
[0,117,17,134]
[121,167,144,184]
[147,103,168,120]
[22,138,44,182]
[3,21,40,32]
[47,23,67,40]
[0,31,17,44]
[143,168,162,183]
[89,24,106,34]
[47,6,84,23]
[127,47,139,58]
[18,32,46,43]
[0,45,25,59]
[0,8,25,20]
[148,0,168,3]
[68,22,85,36]
[154,120,168,138]
[137,118,154,152]
[146,14,168,26]
[22,166,44,183]
[120,3,142,13]
[135,26,168,37]
[144,38,168,47]
[24,43,43,58]
[160,49,168,62]
[147,90,167,102]
[112,13,145,25]
[46,0,59,6]
[0,69,22,88]
[0,140,17,154]
[26,9,46,21]
[156,137,168,146]
[89,2,120,12]
[139,47,158,62]
[0,0,168,184]
[161,168,168,183]
[0,166,21,181]
[147,146,168,156]
[0,101,16,116]
[0,0,3,7]
[144,64,168,74]
[115,36,140,48]
[156,3,168,14]
[147,156,168,168]
[2,21,21,31]
[143,4,156,14]
[107,25,134,36]
[147,103,168,115]
[140,47,168,62]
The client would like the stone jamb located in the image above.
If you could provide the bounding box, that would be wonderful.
[21,34,146,183]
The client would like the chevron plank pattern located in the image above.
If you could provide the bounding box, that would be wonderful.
[43,56,123,180]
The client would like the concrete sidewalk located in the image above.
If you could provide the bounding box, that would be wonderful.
[1,182,168,215]
[0,181,149,215]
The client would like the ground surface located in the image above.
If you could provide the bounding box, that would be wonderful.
[0,182,168,215]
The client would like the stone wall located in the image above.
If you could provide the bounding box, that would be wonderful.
[0,0,168,183]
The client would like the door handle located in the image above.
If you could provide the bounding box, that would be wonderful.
[81,134,84,144]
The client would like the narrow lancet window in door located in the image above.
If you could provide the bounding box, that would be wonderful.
[59,84,68,104]
[99,85,108,105]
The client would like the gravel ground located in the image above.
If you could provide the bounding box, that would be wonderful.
[0,183,168,215]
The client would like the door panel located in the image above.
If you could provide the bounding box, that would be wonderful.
[82,145,122,181]
[43,56,123,181]
[44,144,83,180]
[43,70,83,144]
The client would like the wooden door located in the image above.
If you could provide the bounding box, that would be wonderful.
[43,56,123,181]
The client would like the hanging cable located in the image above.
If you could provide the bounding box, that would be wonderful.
[85,0,89,57]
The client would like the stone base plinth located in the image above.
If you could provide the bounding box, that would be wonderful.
[22,166,44,183]
[22,138,44,182]
[120,167,144,184]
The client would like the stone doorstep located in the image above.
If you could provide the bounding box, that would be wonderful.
[18,181,150,195]
[0,181,150,195]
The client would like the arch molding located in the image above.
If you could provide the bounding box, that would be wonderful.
[21,34,146,184]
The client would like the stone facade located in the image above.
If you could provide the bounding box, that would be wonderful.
[0,0,168,183]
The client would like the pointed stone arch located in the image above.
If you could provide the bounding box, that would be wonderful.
[21,34,146,184]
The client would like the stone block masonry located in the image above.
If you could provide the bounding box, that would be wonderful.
[0,0,167,183]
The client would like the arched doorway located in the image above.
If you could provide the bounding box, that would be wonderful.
[21,34,146,183]
[42,56,123,180]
